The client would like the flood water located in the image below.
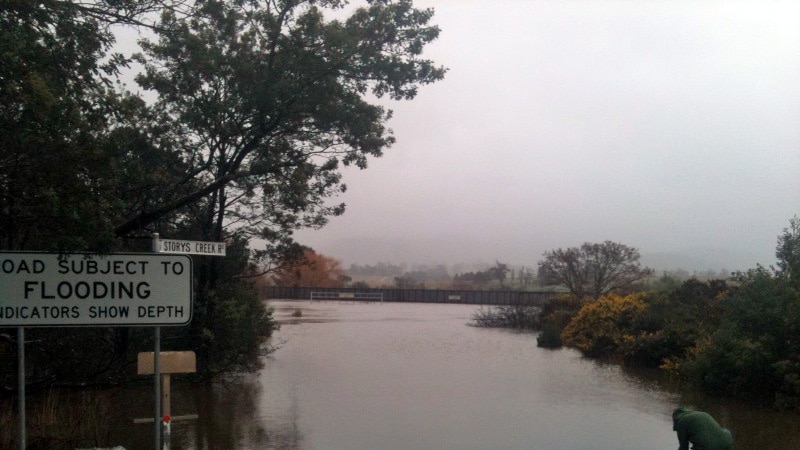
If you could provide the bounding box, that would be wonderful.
[16,300,800,449]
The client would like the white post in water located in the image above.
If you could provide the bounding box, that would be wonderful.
[162,415,171,450]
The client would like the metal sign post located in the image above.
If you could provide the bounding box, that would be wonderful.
[149,234,225,450]
[17,327,25,450]
[152,234,162,450]
[1,249,193,450]
[135,351,198,423]
[154,325,161,450]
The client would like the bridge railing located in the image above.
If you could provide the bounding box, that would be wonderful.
[311,291,384,303]
[265,286,557,307]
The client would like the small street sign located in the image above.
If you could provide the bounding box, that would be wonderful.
[155,237,226,256]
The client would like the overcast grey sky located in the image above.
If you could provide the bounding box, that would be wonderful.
[291,0,800,271]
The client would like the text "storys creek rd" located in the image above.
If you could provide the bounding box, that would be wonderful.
[156,237,226,256]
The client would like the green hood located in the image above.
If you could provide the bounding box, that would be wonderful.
[672,406,694,430]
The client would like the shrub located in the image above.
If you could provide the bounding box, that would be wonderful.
[773,359,800,410]
[536,323,563,348]
[678,267,800,408]
[470,305,539,329]
[561,292,648,357]
[1,389,116,450]
[533,295,582,348]
[621,280,727,368]
[681,327,780,399]
[191,280,280,376]
[539,294,582,322]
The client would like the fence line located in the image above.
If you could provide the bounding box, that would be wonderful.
[264,286,558,307]
[310,291,384,303]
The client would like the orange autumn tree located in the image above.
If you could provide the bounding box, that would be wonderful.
[272,248,346,288]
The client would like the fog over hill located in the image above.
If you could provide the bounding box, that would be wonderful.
[291,1,798,277]
[308,235,773,275]
[639,249,765,274]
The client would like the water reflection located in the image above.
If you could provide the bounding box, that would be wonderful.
[254,301,799,450]
[101,375,302,450]
[257,301,675,450]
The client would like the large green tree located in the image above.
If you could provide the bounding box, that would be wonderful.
[1,0,118,250]
[120,0,445,246]
[776,215,800,288]
[129,0,444,372]
[0,0,198,251]
[2,0,445,257]
[0,0,192,386]
[1,0,444,381]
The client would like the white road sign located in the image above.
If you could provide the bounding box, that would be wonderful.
[0,252,192,327]
[155,238,226,256]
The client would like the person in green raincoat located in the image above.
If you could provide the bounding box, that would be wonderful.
[672,406,733,450]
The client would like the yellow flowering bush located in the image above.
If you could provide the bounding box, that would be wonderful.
[561,292,648,357]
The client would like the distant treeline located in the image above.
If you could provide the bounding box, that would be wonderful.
[346,261,542,290]
[348,262,409,277]
[346,262,730,291]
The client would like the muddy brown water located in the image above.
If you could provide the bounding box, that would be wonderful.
[11,300,800,449]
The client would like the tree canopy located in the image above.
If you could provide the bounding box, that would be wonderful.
[776,215,800,288]
[453,261,510,288]
[120,0,445,248]
[0,0,445,382]
[271,247,346,287]
[1,0,445,258]
[538,241,654,299]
